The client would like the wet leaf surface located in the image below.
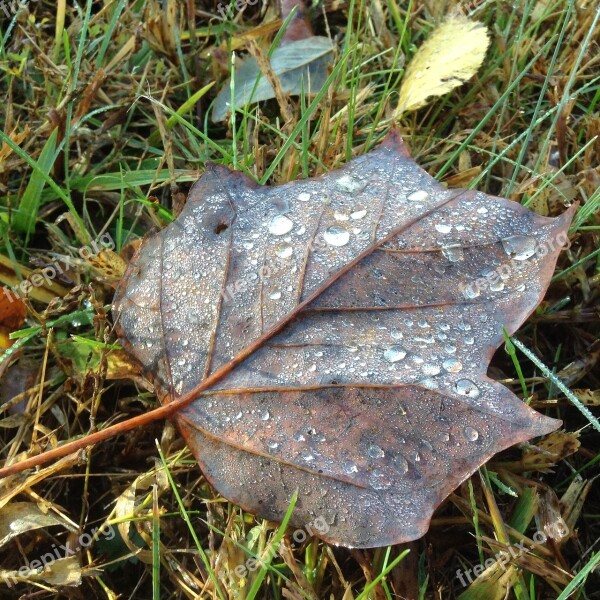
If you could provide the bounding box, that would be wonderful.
[113,131,574,548]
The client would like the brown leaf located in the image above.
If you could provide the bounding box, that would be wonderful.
[113,131,575,548]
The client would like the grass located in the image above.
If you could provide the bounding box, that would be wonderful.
[0,0,599,598]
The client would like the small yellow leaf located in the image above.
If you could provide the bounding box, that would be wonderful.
[395,16,490,117]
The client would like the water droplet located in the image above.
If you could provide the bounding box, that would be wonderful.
[269,291,282,300]
[269,215,293,236]
[490,280,505,292]
[455,379,481,398]
[462,284,481,300]
[435,223,452,234]
[444,344,457,354]
[501,235,537,260]
[422,363,441,376]
[343,461,358,474]
[391,329,403,340]
[443,358,463,373]
[261,410,271,421]
[334,210,350,221]
[477,206,488,214]
[324,226,350,247]
[276,243,293,258]
[336,174,367,194]
[351,209,367,220]
[394,454,409,474]
[408,190,429,202]
[268,441,279,449]
[298,192,311,202]
[463,426,480,441]
[367,444,385,459]
[442,244,464,262]
[439,432,450,442]
[384,346,407,363]
[309,364,317,372]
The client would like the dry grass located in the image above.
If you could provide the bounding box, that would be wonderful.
[0,0,599,598]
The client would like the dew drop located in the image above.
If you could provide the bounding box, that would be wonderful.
[336,174,367,194]
[442,243,464,262]
[269,215,294,236]
[435,223,452,234]
[390,329,403,340]
[334,210,350,221]
[490,280,505,292]
[408,190,429,202]
[422,363,441,376]
[324,226,350,247]
[367,444,385,459]
[343,461,359,474]
[298,192,311,202]
[351,209,367,220]
[269,291,282,300]
[275,243,293,258]
[384,346,407,363]
[394,454,409,474]
[463,426,480,441]
[455,379,481,398]
[462,285,481,300]
[501,235,537,260]
[268,441,279,449]
[443,358,463,373]
[261,410,271,421]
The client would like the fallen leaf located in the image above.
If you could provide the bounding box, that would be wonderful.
[0,286,26,349]
[0,501,73,548]
[211,0,334,123]
[113,131,574,548]
[395,16,490,117]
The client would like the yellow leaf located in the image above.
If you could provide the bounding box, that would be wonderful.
[395,16,490,117]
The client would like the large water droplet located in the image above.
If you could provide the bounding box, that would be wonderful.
[443,358,463,373]
[324,226,350,247]
[351,209,367,220]
[384,346,407,363]
[501,235,537,260]
[455,379,481,398]
[462,284,481,300]
[336,174,367,194]
[261,410,271,421]
[394,454,409,474]
[276,242,293,258]
[435,223,452,234]
[269,291,282,300]
[269,215,293,236]
[367,444,385,459]
[442,243,464,262]
[408,190,429,202]
[422,363,441,376]
[343,461,358,474]
[463,426,479,441]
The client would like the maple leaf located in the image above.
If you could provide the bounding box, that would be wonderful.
[112,131,574,548]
